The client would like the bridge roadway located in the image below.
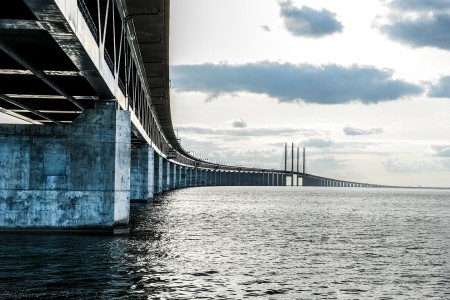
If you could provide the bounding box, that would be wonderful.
[0,0,385,233]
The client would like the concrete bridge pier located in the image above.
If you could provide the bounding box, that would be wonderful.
[212,170,218,185]
[179,167,186,187]
[234,172,239,185]
[177,165,181,188]
[154,154,163,194]
[192,168,198,186]
[162,160,170,191]
[186,167,190,187]
[130,144,155,203]
[169,163,176,189]
[0,109,131,233]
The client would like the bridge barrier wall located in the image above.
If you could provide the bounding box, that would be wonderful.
[0,109,130,232]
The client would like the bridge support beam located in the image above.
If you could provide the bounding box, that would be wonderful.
[131,144,155,203]
[0,109,131,233]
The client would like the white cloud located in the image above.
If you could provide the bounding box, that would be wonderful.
[231,119,247,128]
[302,137,334,148]
[343,126,383,136]
[383,156,446,172]
[431,145,450,157]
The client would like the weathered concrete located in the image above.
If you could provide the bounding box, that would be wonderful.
[0,109,131,232]
[131,144,155,203]
[153,154,163,194]
[162,159,169,191]
[169,162,176,189]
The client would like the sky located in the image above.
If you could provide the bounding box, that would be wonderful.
[169,0,450,187]
[1,0,449,187]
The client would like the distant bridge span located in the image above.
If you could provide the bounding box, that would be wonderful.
[0,0,387,233]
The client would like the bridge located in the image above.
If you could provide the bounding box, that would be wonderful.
[0,0,386,233]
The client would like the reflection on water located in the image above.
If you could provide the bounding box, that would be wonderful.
[1,187,450,299]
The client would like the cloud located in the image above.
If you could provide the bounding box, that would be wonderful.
[308,156,344,174]
[389,0,450,11]
[231,119,247,128]
[261,25,271,32]
[428,76,450,98]
[302,137,334,148]
[343,126,383,136]
[279,1,343,38]
[383,156,445,172]
[431,145,450,157]
[171,62,423,104]
[379,14,450,50]
[179,125,299,137]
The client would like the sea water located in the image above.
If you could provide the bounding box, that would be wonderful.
[1,187,449,299]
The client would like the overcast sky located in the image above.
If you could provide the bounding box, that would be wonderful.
[169,0,450,187]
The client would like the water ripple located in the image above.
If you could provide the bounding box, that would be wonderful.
[0,187,449,299]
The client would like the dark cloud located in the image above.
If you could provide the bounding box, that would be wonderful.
[279,1,343,37]
[379,14,450,50]
[231,119,247,128]
[389,0,450,11]
[343,126,383,136]
[431,145,450,157]
[171,62,423,104]
[428,76,450,98]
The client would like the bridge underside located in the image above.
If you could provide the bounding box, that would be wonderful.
[0,1,99,124]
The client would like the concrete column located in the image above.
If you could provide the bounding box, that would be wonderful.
[205,170,211,186]
[153,153,163,194]
[162,159,169,191]
[176,165,181,188]
[169,162,176,189]
[190,168,194,186]
[192,168,197,186]
[225,172,229,186]
[131,144,154,203]
[174,164,179,188]
[179,167,185,187]
[0,109,131,232]
[196,169,201,186]
[185,168,190,187]
[198,169,203,186]
[210,170,214,186]
[201,169,205,185]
